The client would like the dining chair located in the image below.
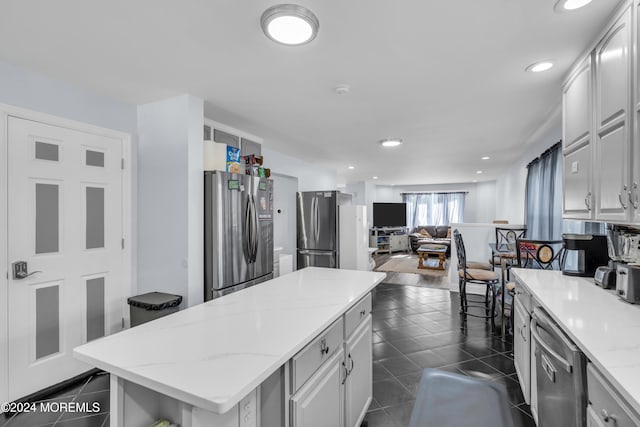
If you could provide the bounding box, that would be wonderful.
[491,227,527,269]
[502,239,566,332]
[453,230,501,329]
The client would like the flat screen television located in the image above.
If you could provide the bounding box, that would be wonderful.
[373,203,407,227]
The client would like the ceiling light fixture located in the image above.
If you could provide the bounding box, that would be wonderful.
[554,0,593,11]
[372,176,379,180]
[481,156,490,160]
[348,165,355,170]
[334,84,350,95]
[380,138,403,148]
[476,170,483,174]
[526,61,554,73]
[261,4,319,46]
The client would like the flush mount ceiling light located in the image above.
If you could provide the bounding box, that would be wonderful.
[476,170,483,174]
[261,4,319,46]
[481,156,490,160]
[372,176,379,180]
[379,138,403,148]
[554,0,593,12]
[347,165,355,170]
[526,61,554,73]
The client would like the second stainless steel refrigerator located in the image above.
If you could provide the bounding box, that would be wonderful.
[205,171,273,300]
[296,191,352,268]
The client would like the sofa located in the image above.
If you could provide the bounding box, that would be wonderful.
[409,225,452,255]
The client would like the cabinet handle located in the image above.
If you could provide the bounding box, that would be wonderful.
[629,183,639,209]
[619,186,628,209]
[359,309,366,317]
[601,408,617,424]
[341,361,348,385]
[520,325,527,342]
[320,338,329,355]
[347,353,355,375]
[585,192,592,211]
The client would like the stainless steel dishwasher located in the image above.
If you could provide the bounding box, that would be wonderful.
[531,307,587,427]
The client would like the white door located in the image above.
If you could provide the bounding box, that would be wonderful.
[7,116,126,400]
[271,173,298,269]
[344,317,372,427]
[291,348,344,427]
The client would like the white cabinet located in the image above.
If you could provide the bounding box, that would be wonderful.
[587,362,640,427]
[513,296,531,404]
[594,6,632,221]
[369,228,408,254]
[632,0,640,223]
[587,405,607,427]
[563,4,636,223]
[339,205,370,270]
[344,316,372,427]
[291,349,345,427]
[563,56,594,219]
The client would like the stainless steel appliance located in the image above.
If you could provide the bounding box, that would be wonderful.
[204,171,273,300]
[296,191,352,268]
[562,234,609,277]
[531,307,586,427]
[594,265,616,289]
[616,263,640,304]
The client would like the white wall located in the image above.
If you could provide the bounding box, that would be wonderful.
[374,181,497,224]
[495,107,562,224]
[262,147,336,191]
[137,95,204,307]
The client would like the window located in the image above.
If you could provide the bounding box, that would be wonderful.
[402,192,465,229]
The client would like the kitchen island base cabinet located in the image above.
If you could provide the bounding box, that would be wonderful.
[344,317,373,427]
[290,348,345,427]
[513,296,531,404]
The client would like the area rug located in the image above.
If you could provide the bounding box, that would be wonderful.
[375,254,449,277]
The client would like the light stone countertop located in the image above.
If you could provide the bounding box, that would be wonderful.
[73,267,385,414]
[512,268,640,415]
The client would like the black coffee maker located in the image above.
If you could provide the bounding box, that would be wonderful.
[562,234,609,277]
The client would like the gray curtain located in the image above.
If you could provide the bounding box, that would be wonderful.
[402,192,465,230]
[525,142,562,240]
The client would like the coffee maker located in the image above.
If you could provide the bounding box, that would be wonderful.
[562,234,609,277]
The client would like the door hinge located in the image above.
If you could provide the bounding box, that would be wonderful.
[121,238,125,249]
[121,158,125,170]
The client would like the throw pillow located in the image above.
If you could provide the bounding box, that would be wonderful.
[446,228,451,238]
[419,229,432,238]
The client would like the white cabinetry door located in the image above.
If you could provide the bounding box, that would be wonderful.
[344,316,372,427]
[563,57,594,219]
[632,1,640,223]
[291,348,344,427]
[594,6,631,221]
[587,405,607,427]
[513,297,530,404]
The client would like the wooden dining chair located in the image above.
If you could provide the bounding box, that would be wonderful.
[453,230,500,329]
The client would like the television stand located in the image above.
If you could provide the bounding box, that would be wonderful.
[370,227,408,254]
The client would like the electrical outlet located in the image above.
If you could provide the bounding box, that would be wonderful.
[238,391,256,427]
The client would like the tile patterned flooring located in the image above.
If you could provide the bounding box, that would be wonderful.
[1,372,110,427]
[2,256,536,427]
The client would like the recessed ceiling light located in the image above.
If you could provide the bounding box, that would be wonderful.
[347,165,355,170]
[380,139,403,148]
[473,180,478,183]
[554,0,593,11]
[372,176,379,180]
[476,170,483,174]
[526,61,554,73]
[261,4,319,46]
[481,156,490,160]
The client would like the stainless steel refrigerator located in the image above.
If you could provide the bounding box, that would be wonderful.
[296,191,352,268]
[205,171,273,300]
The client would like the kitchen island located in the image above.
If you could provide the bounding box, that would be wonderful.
[512,268,640,426]
[74,267,385,427]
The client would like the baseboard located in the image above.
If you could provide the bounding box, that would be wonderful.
[8,368,101,407]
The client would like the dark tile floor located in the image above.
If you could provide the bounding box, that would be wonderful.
[2,255,535,427]
[1,372,109,427]
[363,281,536,427]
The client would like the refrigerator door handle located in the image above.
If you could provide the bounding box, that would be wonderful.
[251,194,259,263]
[298,249,334,255]
[243,194,253,263]
[314,196,320,244]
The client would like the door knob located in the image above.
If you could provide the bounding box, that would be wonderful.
[12,261,41,280]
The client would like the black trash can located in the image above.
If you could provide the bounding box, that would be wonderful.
[127,292,183,327]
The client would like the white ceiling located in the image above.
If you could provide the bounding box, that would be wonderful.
[0,0,622,185]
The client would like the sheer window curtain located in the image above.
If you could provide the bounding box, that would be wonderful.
[525,142,562,240]
[402,192,465,230]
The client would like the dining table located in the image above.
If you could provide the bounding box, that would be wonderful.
[488,243,518,336]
